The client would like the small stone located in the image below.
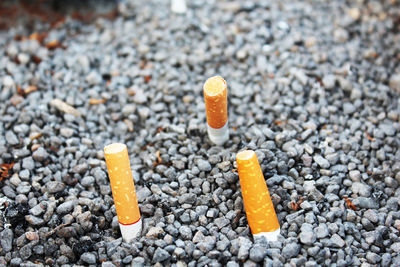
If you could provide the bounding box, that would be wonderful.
[192,231,205,244]
[5,131,19,145]
[46,181,65,193]
[300,230,317,245]
[133,89,147,104]
[16,182,31,194]
[178,193,196,205]
[60,127,74,138]
[29,204,45,216]
[81,176,95,187]
[3,75,15,88]
[343,103,356,114]
[146,227,164,238]
[140,204,155,216]
[131,257,145,266]
[22,157,35,170]
[282,243,300,258]
[86,71,102,85]
[366,252,381,264]
[322,75,336,90]
[50,99,80,117]
[390,242,400,253]
[238,241,252,261]
[72,163,88,174]
[249,244,268,262]
[102,262,116,267]
[19,170,29,181]
[214,217,230,229]
[334,28,349,42]
[315,224,329,239]
[25,231,39,241]
[32,147,48,162]
[25,215,44,226]
[197,159,212,172]
[330,234,345,248]
[349,170,361,181]
[81,252,97,264]
[351,182,371,197]
[56,200,75,214]
[153,247,170,263]
[0,228,13,253]
[389,74,400,93]
[179,226,192,240]
[56,227,77,238]
[20,243,32,260]
[313,155,330,169]
[352,197,379,209]
[136,187,151,202]
[380,123,396,136]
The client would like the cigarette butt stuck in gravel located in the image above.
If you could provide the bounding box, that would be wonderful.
[236,150,280,241]
[104,143,142,243]
[203,76,229,145]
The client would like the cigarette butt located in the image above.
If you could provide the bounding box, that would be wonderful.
[236,150,280,241]
[104,143,142,242]
[203,76,229,145]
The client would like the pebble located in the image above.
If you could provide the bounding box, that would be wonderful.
[146,227,164,238]
[330,234,346,248]
[136,187,151,202]
[389,74,400,93]
[351,182,371,197]
[46,181,65,193]
[56,201,75,214]
[313,155,330,169]
[352,197,379,209]
[0,229,13,253]
[282,243,301,258]
[197,159,212,172]
[179,226,192,240]
[5,131,19,145]
[22,157,35,171]
[323,75,336,90]
[81,252,97,264]
[315,224,329,239]
[153,248,170,263]
[249,244,268,262]
[32,147,48,162]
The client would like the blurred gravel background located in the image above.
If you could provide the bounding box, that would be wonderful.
[0,0,400,266]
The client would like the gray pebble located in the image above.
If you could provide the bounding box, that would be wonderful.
[56,200,75,214]
[5,131,19,145]
[330,234,345,248]
[313,155,330,169]
[32,147,48,162]
[46,181,65,193]
[0,228,13,253]
[282,243,300,258]
[179,226,192,240]
[153,247,170,263]
[197,159,212,172]
[81,252,97,264]
[136,187,151,202]
[249,244,268,262]
[22,157,35,170]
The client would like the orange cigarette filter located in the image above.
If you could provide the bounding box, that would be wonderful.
[104,143,140,225]
[236,150,280,236]
[203,76,228,129]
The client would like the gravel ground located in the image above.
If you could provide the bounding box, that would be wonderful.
[0,0,400,266]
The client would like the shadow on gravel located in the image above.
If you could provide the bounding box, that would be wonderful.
[0,0,118,31]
